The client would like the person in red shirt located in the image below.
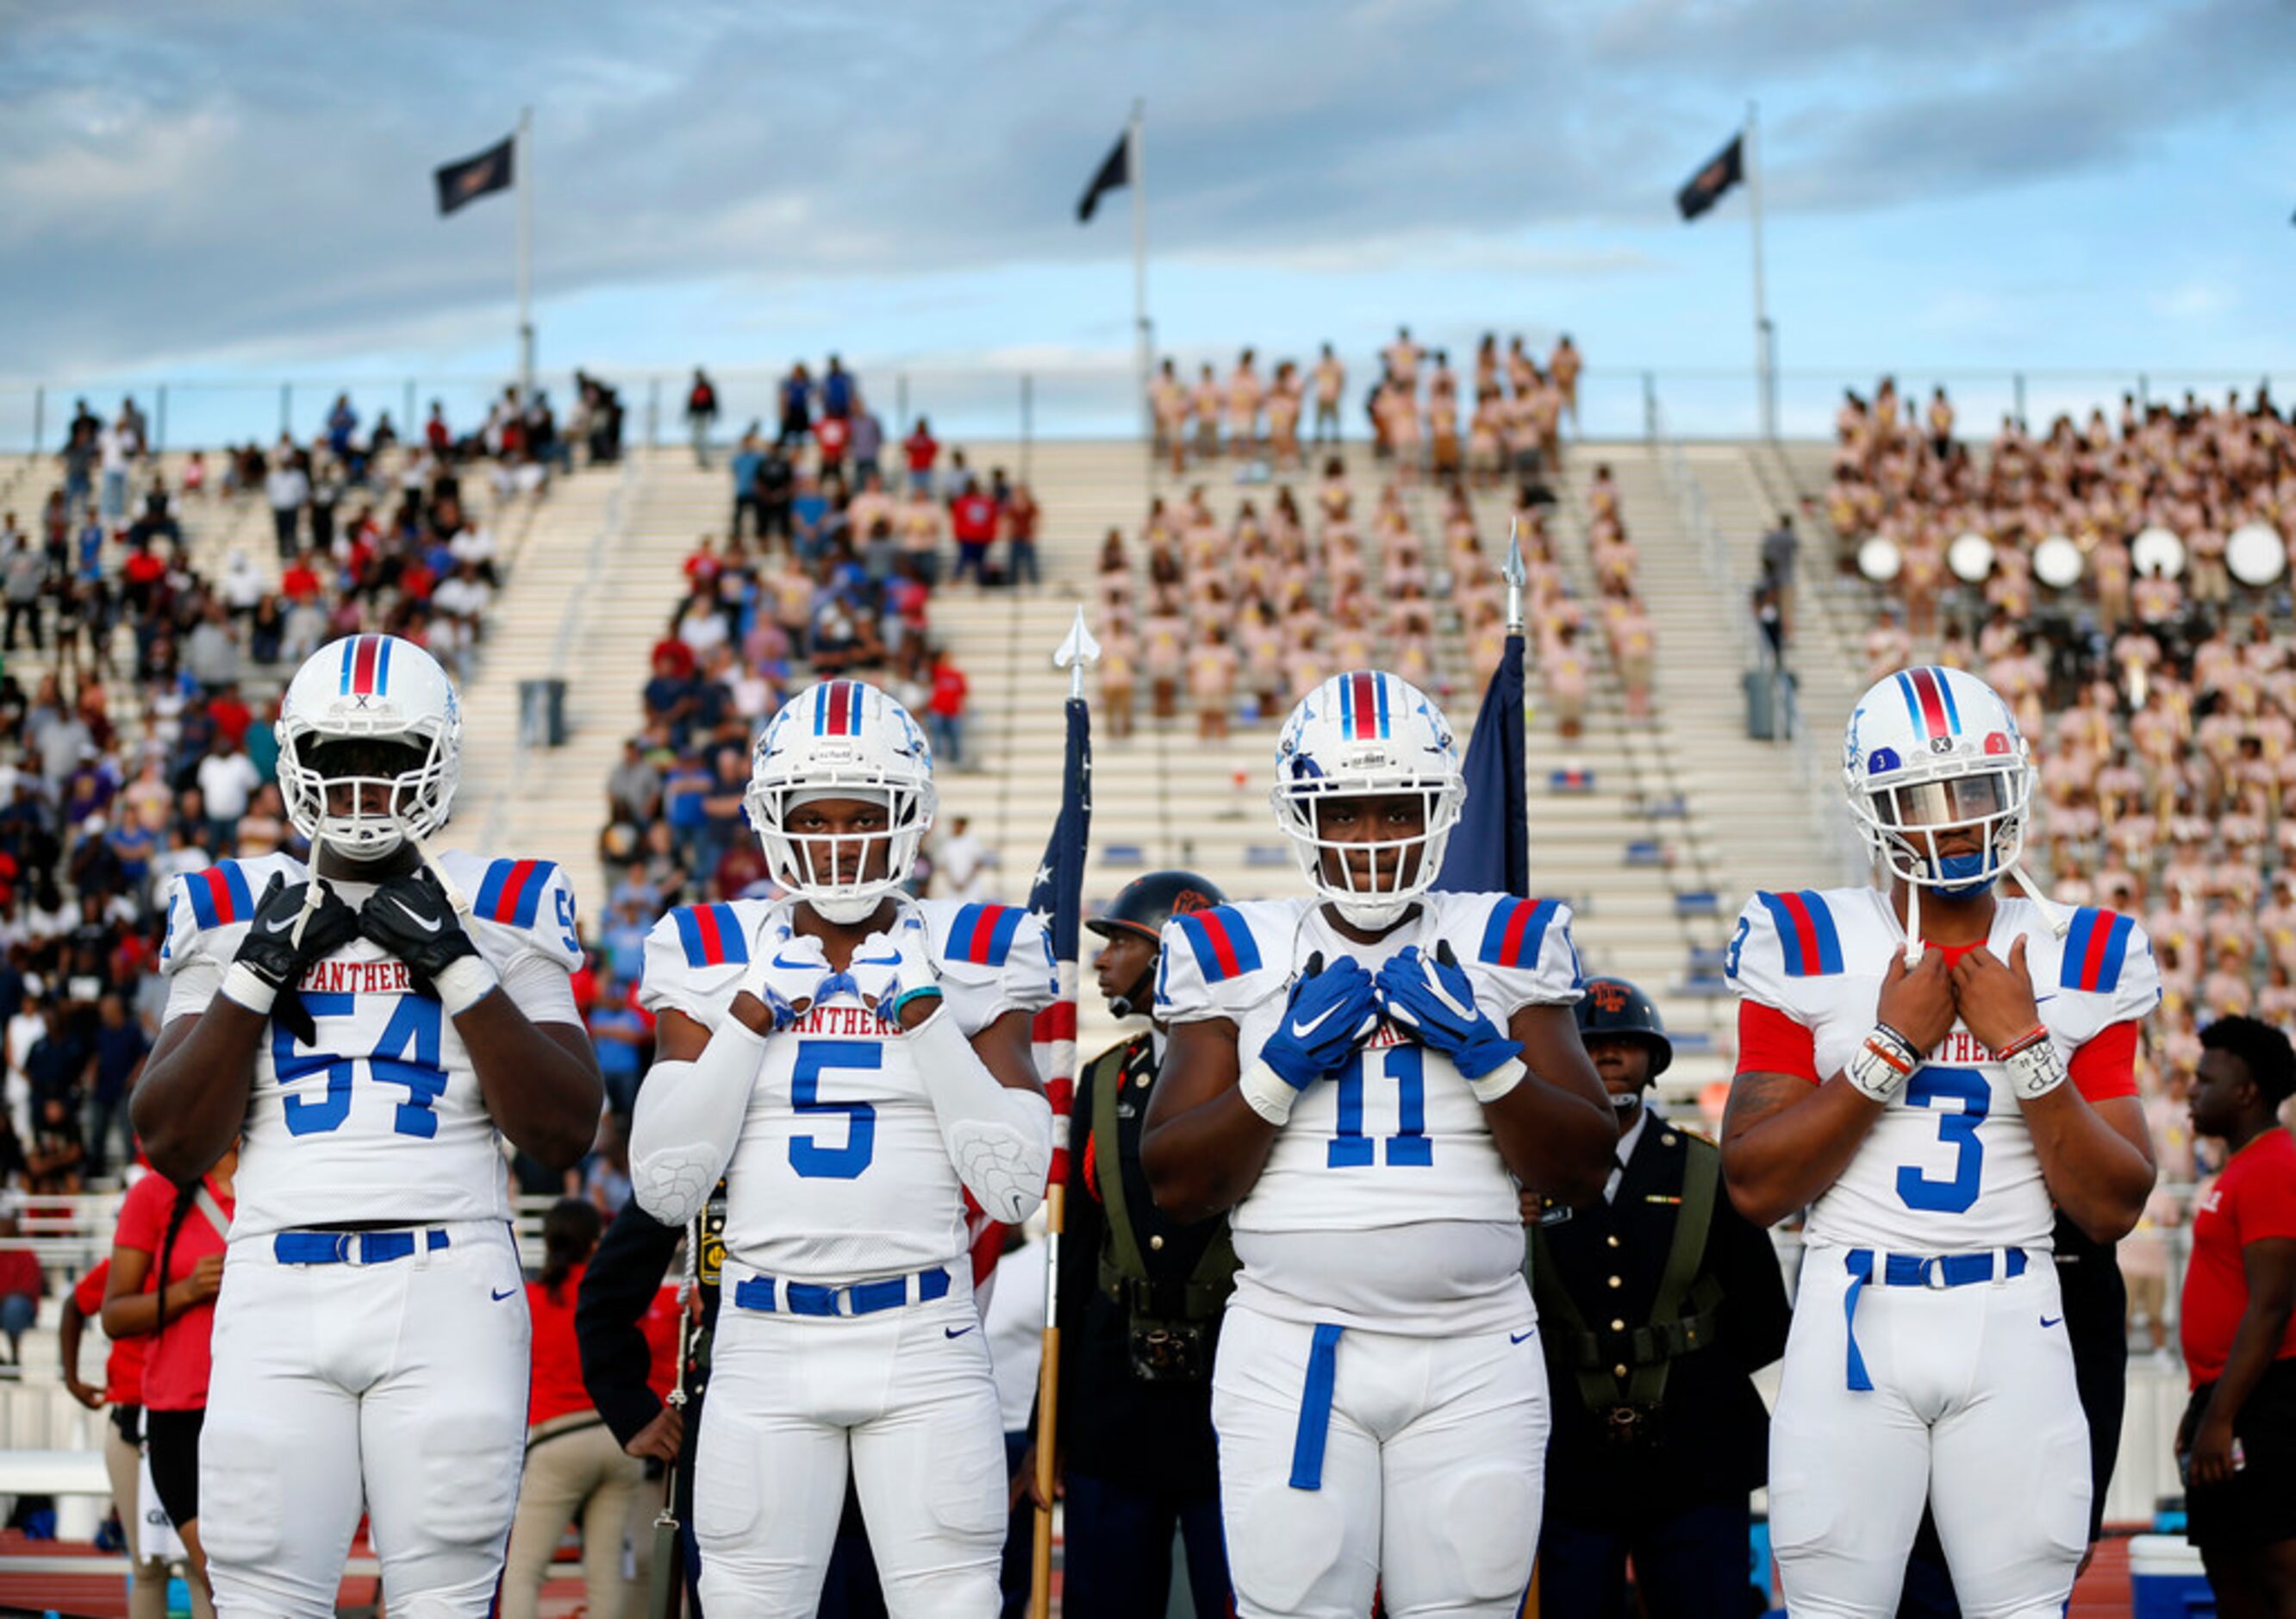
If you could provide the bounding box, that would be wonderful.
[105,1147,236,1617]
[63,1254,171,1619]
[2179,1016,2296,1609]
[0,1206,42,1366]
[502,1199,647,1619]
[278,551,322,604]
[814,412,852,482]
[903,416,939,497]
[927,646,970,769]
[948,485,998,589]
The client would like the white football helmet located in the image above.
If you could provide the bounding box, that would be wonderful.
[277,634,462,862]
[1843,665,2035,899]
[749,678,936,923]
[1273,670,1464,928]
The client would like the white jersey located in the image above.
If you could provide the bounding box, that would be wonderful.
[1727,886,2160,1253]
[639,896,1055,1285]
[1155,893,1582,1332]
[161,850,584,1241]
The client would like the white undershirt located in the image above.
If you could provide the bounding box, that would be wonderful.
[1603,1104,1654,1204]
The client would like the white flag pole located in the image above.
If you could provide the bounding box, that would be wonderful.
[1747,100,1773,439]
[516,105,535,403]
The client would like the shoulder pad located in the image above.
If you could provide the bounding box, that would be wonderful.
[939,902,1028,969]
[2057,906,2138,995]
[1750,890,1847,978]
[1471,896,1565,971]
[464,856,565,930]
[179,860,260,930]
[1168,903,1266,984]
[162,853,304,973]
[664,902,755,971]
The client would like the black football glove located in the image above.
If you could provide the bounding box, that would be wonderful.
[225,872,360,1045]
[357,867,500,1014]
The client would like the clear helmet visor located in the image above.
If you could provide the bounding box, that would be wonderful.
[1871,772,2010,829]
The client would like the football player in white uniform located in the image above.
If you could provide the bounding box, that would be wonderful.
[1141,670,1615,1619]
[627,678,1054,1616]
[1721,665,2159,1618]
[132,634,604,1618]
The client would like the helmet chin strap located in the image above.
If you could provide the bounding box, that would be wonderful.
[1900,852,2069,968]
[1107,967,1156,1021]
[1331,894,1413,930]
[808,891,887,925]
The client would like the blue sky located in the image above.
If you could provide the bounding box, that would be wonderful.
[3,0,2291,444]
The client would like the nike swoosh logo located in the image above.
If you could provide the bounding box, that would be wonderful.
[857,953,903,967]
[2040,1315,2062,1328]
[263,913,299,934]
[771,952,819,971]
[944,1325,975,1339]
[403,912,444,934]
[2033,994,2057,1005]
[1288,1003,1344,1041]
[1509,1328,1536,1345]
[491,1287,519,1302]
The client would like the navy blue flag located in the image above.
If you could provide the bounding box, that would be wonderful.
[1676,132,1744,222]
[1076,131,1131,223]
[435,134,515,216]
[1027,696,1093,1185]
[1434,631,1527,897]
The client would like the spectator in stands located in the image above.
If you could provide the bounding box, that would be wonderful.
[85,991,146,1179]
[2,532,43,653]
[903,416,940,497]
[0,1203,42,1370]
[950,479,999,589]
[60,1253,173,1619]
[1759,513,1799,634]
[685,367,720,468]
[193,734,259,857]
[587,973,651,1117]
[264,446,309,562]
[502,1199,646,1619]
[927,644,970,769]
[1004,481,1042,590]
[105,1144,236,1617]
[777,362,814,449]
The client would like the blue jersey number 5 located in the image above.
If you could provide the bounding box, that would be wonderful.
[1896,1064,1988,1214]
[790,1041,880,1180]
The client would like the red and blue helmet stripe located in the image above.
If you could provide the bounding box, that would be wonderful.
[338,634,396,698]
[1893,666,1962,742]
[814,680,864,737]
[1335,671,1392,741]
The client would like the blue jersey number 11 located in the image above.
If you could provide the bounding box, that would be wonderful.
[1327,1046,1432,1168]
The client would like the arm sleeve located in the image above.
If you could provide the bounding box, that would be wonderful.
[906,1009,1052,1224]
[2068,1021,2141,1104]
[1737,1001,1819,1083]
[576,1202,683,1449]
[627,1018,767,1228]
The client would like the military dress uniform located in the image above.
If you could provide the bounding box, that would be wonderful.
[1532,1108,1792,1616]
[1053,1026,1237,1618]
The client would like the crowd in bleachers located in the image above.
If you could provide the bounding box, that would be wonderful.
[1149,328,1584,484]
[0,388,556,1228]
[1829,378,2296,1277]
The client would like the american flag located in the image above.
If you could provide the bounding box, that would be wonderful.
[1027,692,1093,1184]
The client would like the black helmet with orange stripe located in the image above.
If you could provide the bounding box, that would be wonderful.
[1087,871,1226,1017]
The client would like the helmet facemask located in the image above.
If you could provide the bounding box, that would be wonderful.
[1273,779,1463,930]
[749,782,932,924]
[1850,766,2031,899]
[278,729,456,863]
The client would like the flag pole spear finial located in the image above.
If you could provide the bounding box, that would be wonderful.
[1503,517,1527,637]
[1055,605,1102,702]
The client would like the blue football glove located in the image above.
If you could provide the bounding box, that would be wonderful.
[1376,941,1518,1079]
[1257,953,1381,1090]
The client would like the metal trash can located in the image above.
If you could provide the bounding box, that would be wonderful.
[1743,667,1797,741]
[519,678,568,748]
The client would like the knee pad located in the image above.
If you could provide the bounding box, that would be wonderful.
[197,1422,283,1568]
[1225,1475,1353,1616]
[415,1412,523,1551]
[1428,1461,1540,1602]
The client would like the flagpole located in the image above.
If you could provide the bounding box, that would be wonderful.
[1504,518,1526,637]
[516,105,535,404]
[1129,99,1151,447]
[1747,99,1773,440]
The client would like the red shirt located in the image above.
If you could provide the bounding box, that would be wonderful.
[930,665,969,718]
[950,493,997,545]
[280,560,321,602]
[527,1261,600,1427]
[640,1283,682,1403]
[111,1172,232,1412]
[2182,1128,2296,1387]
[814,416,852,461]
[904,431,938,473]
[72,1258,147,1406]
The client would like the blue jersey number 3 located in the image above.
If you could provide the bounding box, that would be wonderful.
[1896,1065,1988,1214]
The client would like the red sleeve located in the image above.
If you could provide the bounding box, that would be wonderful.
[72,1260,109,1316]
[111,1174,170,1257]
[2068,1020,2140,1103]
[1737,1000,1819,1084]
[2233,1141,2296,1247]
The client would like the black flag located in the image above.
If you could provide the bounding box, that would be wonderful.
[435,134,515,216]
[1675,132,1744,222]
[1076,131,1130,223]
[1433,629,1527,897]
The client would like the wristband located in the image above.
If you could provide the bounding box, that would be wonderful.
[1995,1024,2050,1060]
[1844,1022,1921,1104]
[1467,1055,1528,1105]
[1237,1060,1299,1126]
[2001,1032,2068,1100]
[433,955,502,1018]
[221,961,280,1017]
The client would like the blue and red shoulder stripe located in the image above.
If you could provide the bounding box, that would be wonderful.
[1478,897,1561,971]
[2060,907,2135,995]
[671,903,751,969]
[183,862,256,928]
[1173,905,1263,982]
[473,859,559,928]
[946,903,1025,967]
[1755,891,1844,978]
